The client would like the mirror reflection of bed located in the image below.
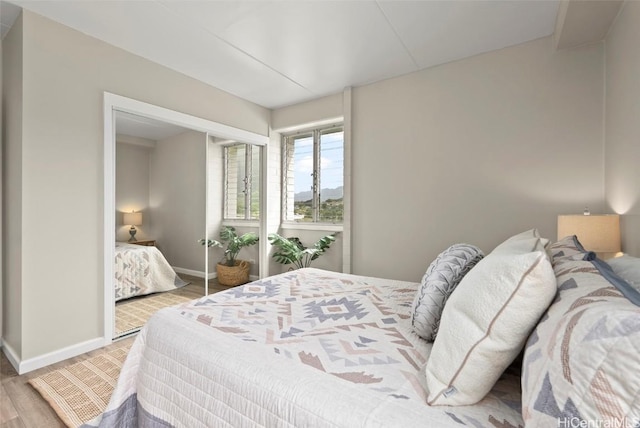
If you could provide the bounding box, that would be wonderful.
[113,112,215,339]
[113,243,226,339]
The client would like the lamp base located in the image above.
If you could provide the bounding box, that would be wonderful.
[128,226,138,242]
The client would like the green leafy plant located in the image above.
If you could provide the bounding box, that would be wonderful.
[199,226,259,266]
[268,233,337,270]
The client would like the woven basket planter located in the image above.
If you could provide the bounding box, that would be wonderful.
[216,260,250,287]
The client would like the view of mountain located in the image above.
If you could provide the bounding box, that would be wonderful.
[294,186,343,202]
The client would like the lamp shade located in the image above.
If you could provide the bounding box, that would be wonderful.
[557,214,620,253]
[123,211,142,226]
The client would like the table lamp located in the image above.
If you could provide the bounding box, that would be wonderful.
[557,213,620,259]
[123,211,143,242]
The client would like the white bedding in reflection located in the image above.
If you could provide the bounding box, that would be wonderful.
[114,242,187,301]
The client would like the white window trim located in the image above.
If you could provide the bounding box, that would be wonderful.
[282,123,344,224]
[280,222,343,232]
[224,144,260,221]
[222,219,260,228]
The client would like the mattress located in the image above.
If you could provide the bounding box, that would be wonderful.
[114,242,187,301]
[92,268,524,427]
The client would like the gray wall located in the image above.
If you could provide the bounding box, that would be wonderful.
[605,1,640,257]
[4,10,269,361]
[117,135,222,277]
[350,37,604,281]
[0,6,3,344]
[2,12,23,354]
[115,142,152,242]
[150,131,207,273]
[206,140,223,276]
[273,36,606,282]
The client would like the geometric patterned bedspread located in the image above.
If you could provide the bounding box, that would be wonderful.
[114,242,187,301]
[90,268,525,427]
[521,253,640,427]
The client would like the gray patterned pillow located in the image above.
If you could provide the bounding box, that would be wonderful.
[411,243,484,342]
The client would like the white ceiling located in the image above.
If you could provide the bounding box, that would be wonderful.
[115,111,191,141]
[4,0,561,109]
[0,1,21,37]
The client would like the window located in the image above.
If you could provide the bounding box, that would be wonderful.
[283,126,344,223]
[224,144,260,220]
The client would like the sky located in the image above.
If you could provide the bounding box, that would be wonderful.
[293,130,344,194]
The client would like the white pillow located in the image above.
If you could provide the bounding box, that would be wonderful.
[503,228,542,241]
[607,255,640,292]
[411,244,484,342]
[425,250,556,406]
[492,228,549,255]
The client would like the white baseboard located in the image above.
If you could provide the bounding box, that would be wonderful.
[2,340,20,374]
[5,337,105,375]
[172,266,217,280]
[172,267,258,283]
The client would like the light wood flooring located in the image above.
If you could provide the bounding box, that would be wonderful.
[114,274,221,339]
[1,336,137,428]
[1,275,228,428]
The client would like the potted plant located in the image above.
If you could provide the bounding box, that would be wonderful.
[200,226,259,286]
[267,233,337,270]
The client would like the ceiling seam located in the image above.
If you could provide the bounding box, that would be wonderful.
[374,1,420,71]
[155,0,314,98]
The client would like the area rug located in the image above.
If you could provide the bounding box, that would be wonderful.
[28,342,132,428]
[115,291,194,337]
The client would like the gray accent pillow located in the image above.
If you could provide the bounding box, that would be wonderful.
[411,243,484,342]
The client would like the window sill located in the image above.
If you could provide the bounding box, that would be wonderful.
[280,222,343,232]
[222,220,260,228]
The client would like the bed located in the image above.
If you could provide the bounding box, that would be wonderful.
[92,268,524,427]
[114,242,187,301]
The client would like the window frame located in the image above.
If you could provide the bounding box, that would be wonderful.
[223,143,260,221]
[281,124,344,227]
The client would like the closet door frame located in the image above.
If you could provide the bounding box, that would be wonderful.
[103,92,268,344]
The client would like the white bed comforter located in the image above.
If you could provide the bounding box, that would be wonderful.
[114,242,187,301]
[91,268,524,427]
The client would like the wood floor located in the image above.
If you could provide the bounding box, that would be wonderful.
[1,275,228,428]
[115,276,209,339]
[1,336,137,428]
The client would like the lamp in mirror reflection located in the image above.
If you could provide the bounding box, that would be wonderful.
[123,211,143,242]
[557,213,621,259]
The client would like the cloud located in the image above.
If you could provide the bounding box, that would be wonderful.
[295,156,332,174]
[296,155,314,173]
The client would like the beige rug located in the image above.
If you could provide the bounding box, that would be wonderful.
[28,342,132,428]
[115,291,194,337]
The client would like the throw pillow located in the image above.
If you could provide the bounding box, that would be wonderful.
[492,229,548,255]
[607,255,640,293]
[548,235,587,264]
[425,249,556,406]
[411,244,484,342]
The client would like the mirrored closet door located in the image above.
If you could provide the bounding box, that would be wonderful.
[105,93,270,342]
[206,140,263,295]
[113,111,209,339]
